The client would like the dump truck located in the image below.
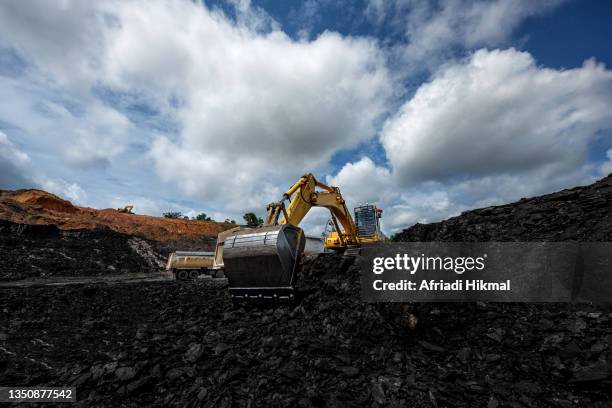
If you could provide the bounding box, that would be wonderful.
[166,226,244,280]
[166,251,216,280]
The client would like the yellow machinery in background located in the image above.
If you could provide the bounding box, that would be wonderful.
[221,173,384,299]
[117,204,134,214]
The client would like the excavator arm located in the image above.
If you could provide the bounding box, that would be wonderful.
[265,173,359,248]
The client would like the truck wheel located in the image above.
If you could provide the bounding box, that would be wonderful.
[176,270,188,280]
[189,270,199,280]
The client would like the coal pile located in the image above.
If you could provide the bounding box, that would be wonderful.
[394,174,612,242]
[3,175,612,407]
[0,220,165,281]
[2,253,611,407]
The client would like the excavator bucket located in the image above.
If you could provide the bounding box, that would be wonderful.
[222,224,306,299]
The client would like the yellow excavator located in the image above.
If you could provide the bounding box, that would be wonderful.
[221,173,384,299]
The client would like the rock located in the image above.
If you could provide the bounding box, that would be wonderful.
[487,397,499,408]
[428,390,438,408]
[184,343,204,363]
[126,377,149,393]
[339,366,360,378]
[214,343,231,355]
[115,367,137,382]
[486,328,504,343]
[419,341,446,353]
[570,363,612,383]
[73,372,91,386]
[166,367,187,381]
[197,387,208,400]
[371,383,386,405]
[457,348,470,364]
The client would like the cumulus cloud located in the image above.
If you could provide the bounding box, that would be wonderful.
[382,188,461,232]
[0,0,392,216]
[326,157,393,210]
[601,149,612,177]
[39,178,87,204]
[2,0,611,236]
[0,2,106,90]
[0,75,132,170]
[366,0,562,69]
[382,48,612,184]
[0,130,33,189]
[0,130,88,203]
[106,1,393,211]
[331,48,612,232]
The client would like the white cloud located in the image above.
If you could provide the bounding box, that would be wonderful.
[0,76,132,170]
[39,178,87,204]
[0,130,32,189]
[330,48,612,233]
[0,130,89,204]
[382,48,612,184]
[406,0,561,60]
[601,149,612,176]
[0,1,392,219]
[2,1,611,237]
[106,1,393,211]
[383,187,463,233]
[366,0,563,70]
[226,0,279,32]
[326,157,393,211]
[0,1,106,90]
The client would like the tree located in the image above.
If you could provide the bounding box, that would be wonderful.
[243,212,263,227]
[163,211,183,219]
[195,213,212,221]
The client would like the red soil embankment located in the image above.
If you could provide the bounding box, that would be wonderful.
[0,189,234,242]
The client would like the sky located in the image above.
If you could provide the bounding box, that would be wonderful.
[0,0,611,235]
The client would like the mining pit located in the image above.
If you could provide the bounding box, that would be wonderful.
[1,176,612,407]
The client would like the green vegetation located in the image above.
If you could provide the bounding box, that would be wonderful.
[163,211,183,219]
[195,213,213,221]
[243,212,263,227]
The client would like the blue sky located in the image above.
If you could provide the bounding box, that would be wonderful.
[0,0,611,234]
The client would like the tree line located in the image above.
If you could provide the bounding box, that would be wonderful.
[162,211,264,227]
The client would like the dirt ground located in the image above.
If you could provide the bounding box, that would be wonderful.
[0,189,234,243]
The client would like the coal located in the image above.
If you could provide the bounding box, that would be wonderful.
[2,175,612,406]
[1,253,611,407]
[393,174,612,242]
[0,220,166,281]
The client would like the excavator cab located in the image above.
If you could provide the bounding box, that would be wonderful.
[222,224,305,299]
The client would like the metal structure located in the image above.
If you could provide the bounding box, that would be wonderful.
[354,204,384,244]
